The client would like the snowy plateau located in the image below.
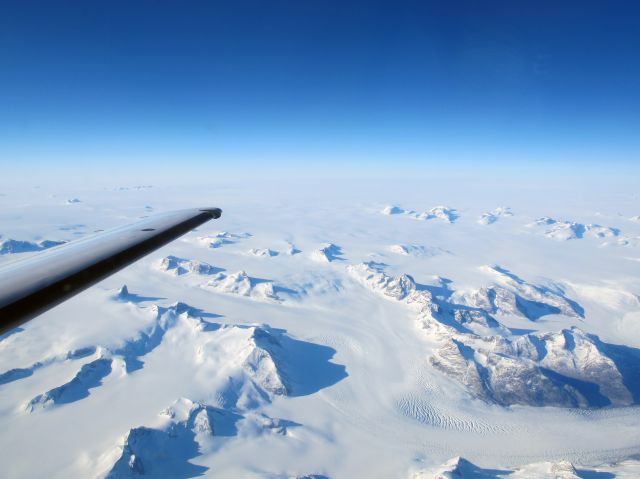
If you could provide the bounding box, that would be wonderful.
[0,177,639,479]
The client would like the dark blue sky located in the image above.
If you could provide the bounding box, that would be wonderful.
[1,1,639,175]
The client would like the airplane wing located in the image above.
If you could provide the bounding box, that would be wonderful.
[0,207,222,335]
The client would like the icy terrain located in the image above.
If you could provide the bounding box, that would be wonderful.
[0,176,639,478]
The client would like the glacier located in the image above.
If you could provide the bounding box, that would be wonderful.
[0,177,639,478]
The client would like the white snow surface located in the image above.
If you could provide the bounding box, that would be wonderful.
[381,205,459,223]
[478,206,513,225]
[411,456,640,478]
[527,217,621,242]
[1,177,640,478]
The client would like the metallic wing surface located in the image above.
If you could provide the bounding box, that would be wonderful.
[0,207,222,335]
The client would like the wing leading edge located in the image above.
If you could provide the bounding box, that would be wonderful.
[0,207,222,335]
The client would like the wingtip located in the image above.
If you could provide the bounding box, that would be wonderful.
[200,207,222,219]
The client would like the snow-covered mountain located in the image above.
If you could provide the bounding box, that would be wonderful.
[0,178,639,478]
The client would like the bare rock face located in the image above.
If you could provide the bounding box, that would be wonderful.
[347,263,500,337]
[347,262,418,302]
[350,261,638,409]
[477,265,584,320]
[241,327,289,396]
[431,328,636,408]
[157,255,220,275]
[205,271,280,301]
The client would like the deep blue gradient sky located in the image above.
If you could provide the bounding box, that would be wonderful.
[1,1,639,177]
